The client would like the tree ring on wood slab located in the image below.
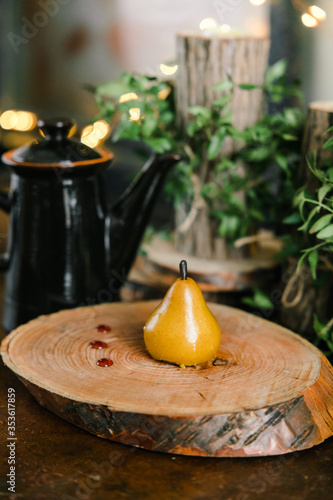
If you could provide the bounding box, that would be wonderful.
[1,301,333,457]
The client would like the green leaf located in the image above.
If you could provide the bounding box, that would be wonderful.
[207,134,224,160]
[281,133,298,141]
[317,224,333,240]
[283,213,302,225]
[324,126,333,135]
[323,137,333,150]
[242,287,273,310]
[249,208,265,222]
[309,214,333,234]
[213,80,234,92]
[265,59,287,86]
[218,215,240,239]
[141,113,157,137]
[327,167,333,181]
[308,250,318,279]
[144,137,173,153]
[296,252,308,274]
[238,83,261,90]
[276,154,288,172]
[186,120,200,137]
[313,313,327,337]
[160,110,174,124]
[298,206,319,231]
[318,184,332,203]
[188,106,211,120]
[244,147,271,162]
[96,80,131,98]
[213,94,232,107]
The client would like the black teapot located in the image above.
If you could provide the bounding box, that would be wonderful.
[0,118,180,332]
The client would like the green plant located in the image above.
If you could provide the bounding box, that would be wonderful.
[242,287,273,311]
[291,128,333,355]
[95,74,177,152]
[313,315,333,355]
[294,132,333,279]
[94,60,304,243]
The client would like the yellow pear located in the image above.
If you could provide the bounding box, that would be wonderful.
[144,260,221,367]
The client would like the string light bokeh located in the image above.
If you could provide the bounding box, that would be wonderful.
[249,0,327,28]
[0,110,37,132]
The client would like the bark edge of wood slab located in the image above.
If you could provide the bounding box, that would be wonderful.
[1,301,333,458]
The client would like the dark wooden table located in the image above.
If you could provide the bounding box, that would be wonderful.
[1,275,333,500]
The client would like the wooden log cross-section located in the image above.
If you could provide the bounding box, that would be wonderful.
[175,34,270,259]
[1,301,333,457]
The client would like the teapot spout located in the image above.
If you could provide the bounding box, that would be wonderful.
[108,151,181,282]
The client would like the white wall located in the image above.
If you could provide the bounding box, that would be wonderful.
[116,0,269,73]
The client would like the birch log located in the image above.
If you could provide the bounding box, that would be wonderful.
[175,35,270,259]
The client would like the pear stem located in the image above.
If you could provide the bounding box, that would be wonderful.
[180,260,187,280]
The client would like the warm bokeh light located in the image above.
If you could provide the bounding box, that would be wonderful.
[81,123,103,148]
[199,17,217,31]
[220,24,231,33]
[15,111,37,132]
[0,110,18,130]
[0,110,37,131]
[160,64,178,76]
[119,92,139,103]
[157,86,171,100]
[309,5,326,21]
[92,120,110,140]
[301,12,319,27]
[81,120,110,148]
[250,0,266,6]
[129,108,141,121]
[81,124,94,138]
[68,123,77,138]
[81,134,100,149]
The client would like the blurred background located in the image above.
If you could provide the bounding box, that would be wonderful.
[0,0,331,229]
[0,0,332,129]
[0,0,332,324]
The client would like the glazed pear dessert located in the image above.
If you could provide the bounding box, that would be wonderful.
[144,260,221,367]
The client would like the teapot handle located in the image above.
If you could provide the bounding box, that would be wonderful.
[0,190,11,271]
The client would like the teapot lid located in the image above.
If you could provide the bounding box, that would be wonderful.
[2,118,113,168]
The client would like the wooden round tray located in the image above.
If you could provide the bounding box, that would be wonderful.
[1,301,333,457]
[129,237,281,293]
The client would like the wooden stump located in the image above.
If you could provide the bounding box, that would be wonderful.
[176,34,270,135]
[1,301,333,457]
[128,235,281,293]
[175,34,270,259]
[299,101,333,188]
[281,102,333,335]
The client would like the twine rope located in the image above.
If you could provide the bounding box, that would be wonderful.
[176,173,206,234]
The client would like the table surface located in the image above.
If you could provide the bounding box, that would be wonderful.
[1,278,333,500]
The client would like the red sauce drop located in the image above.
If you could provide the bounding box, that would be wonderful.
[89,340,108,350]
[95,324,111,333]
[96,358,113,367]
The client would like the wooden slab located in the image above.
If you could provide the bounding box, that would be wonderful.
[130,236,281,293]
[1,301,333,457]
